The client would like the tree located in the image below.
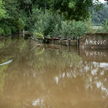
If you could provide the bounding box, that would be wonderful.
[102,19,108,32]
[50,0,103,21]
[18,0,50,16]
[0,0,6,19]
[92,6,108,25]
[0,0,25,36]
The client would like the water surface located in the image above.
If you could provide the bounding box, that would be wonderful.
[0,39,108,108]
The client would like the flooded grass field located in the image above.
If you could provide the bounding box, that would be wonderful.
[0,38,108,108]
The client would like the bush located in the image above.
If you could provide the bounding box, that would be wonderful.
[4,25,11,36]
[33,31,44,40]
[27,8,89,39]
[26,8,62,37]
[54,20,89,39]
[13,18,25,31]
[42,13,62,36]
[0,17,25,36]
[72,21,89,38]
[0,27,4,35]
[25,8,42,31]
[59,21,72,39]
[0,24,11,36]
[31,10,62,37]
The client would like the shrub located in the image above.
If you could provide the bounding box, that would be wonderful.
[54,20,89,39]
[32,10,62,37]
[59,21,72,39]
[1,24,11,36]
[13,18,25,32]
[72,21,89,38]
[28,8,89,39]
[33,31,44,40]
[0,27,4,35]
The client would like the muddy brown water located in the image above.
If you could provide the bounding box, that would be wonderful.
[0,39,108,108]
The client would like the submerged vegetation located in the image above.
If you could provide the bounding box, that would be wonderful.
[0,0,108,39]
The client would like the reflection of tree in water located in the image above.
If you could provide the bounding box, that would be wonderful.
[64,60,108,94]
[0,39,108,108]
[0,65,8,94]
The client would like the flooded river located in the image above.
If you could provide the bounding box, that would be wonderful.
[0,38,108,108]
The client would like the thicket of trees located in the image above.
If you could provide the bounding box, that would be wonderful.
[0,0,6,19]
[0,0,106,39]
[92,4,108,25]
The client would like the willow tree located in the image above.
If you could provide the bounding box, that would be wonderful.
[50,0,103,21]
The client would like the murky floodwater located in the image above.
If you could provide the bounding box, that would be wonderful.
[0,38,108,108]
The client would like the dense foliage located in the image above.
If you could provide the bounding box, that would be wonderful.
[92,4,108,25]
[0,0,6,19]
[50,0,102,21]
[0,0,107,38]
[28,9,89,39]
[0,0,25,36]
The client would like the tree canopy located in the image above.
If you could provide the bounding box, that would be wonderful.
[0,0,106,37]
[0,0,6,19]
[50,0,103,21]
[92,4,108,25]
